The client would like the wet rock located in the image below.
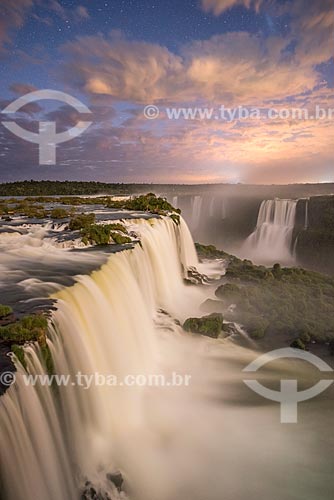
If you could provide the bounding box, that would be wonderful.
[81,471,124,500]
[81,482,111,500]
[222,322,240,337]
[184,266,210,285]
[107,471,123,492]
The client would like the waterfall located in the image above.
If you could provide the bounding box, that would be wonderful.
[0,216,203,500]
[241,199,297,265]
[0,215,332,500]
[304,199,309,230]
[190,196,203,230]
[221,198,227,220]
[209,198,215,217]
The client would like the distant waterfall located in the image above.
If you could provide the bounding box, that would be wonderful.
[221,198,227,220]
[241,199,297,265]
[191,195,203,229]
[209,198,215,217]
[304,199,309,229]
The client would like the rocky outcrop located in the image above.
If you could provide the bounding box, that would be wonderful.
[295,196,334,275]
[81,472,124,500]
[183,313,224,338]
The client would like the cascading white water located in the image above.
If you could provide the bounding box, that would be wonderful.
[0,215,332,500]
[191,196,203,229]
[241,199,297,265]
[221,198,227,220]
[304,199,309,229]
[0,216,203,500]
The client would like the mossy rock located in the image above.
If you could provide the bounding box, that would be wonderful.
[0,305,13,319]
[69,213,96,231]
[0,315,48,343]
[50,208,69,219]
[110,232,132,245]
[170,213,181,225]
[183,313,224,338]
[290,338,307,350]
[81,223,131,246]
[195,243,230,260]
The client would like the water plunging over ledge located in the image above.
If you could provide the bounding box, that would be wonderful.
[0,216,333,500]
[240,199,297,265]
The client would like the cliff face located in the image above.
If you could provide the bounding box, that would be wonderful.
[295,196,334,275]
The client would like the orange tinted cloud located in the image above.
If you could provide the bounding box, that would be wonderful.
[61,0,332,106]
[201,0,263,16]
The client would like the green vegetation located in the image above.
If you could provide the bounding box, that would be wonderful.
[225,258,274,281]
[170,213,181,225]
[0,305,13,319]
[0,315,48,343]
[106,223,128,234]
[12,202,48,219]
[110,232,132,245]
[183,313,224,338]
[194,243,334,348]
[106,193,179,214]
[50,208,69,219]
[290,338,306,350]
[0,180,132,196]
[216,259,334,346]
[0,314,54,374]
[69,213,96,231]
[64,195,177,246]
[0,194,178,231]
[81,223,131,246]
[195,243,230,260]
[69,214,132,245]
[81,224,105,245]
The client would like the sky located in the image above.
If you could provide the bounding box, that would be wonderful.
[0,0,333,184]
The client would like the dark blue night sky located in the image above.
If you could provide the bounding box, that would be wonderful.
[0,0,333,183]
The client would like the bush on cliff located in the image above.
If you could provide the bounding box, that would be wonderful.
[0,315,54,374]
[69,213,96,231]
[0,315,48,343]
[50,208,69,219]
[195,243,230,260]
[81,223,131,246]
[215,258,334,345]
[0,305,13,319]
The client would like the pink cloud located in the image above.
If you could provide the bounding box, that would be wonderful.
[200,0,263,16]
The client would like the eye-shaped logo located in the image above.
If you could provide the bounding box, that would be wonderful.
[243,348,333,423]
[1,90,92,165]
